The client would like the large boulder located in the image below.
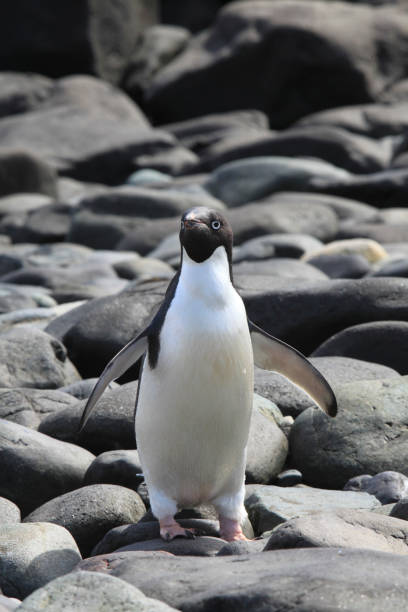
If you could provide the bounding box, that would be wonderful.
[147,0,408,126]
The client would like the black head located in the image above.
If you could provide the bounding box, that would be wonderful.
[179,207,233,268]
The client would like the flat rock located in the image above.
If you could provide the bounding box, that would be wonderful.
[0,498,20,525]
[39,382,138,454]
[0,325,80,388]
[290,377,408,489]
[17,571,176,612]
[245,484,379,535]
[0,522,81,599]
[344,471,408,504]
[84,450,143,490]
[265,509,408,554]
[92,519,220,556]
[0,419,94,516]
[0,388,78,429]
[75,547,408,611]
[24,484,146,558]
[312,320,408,374]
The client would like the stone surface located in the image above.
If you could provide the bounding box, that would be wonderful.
[0,388,78,429]
[344,471,408,504]
[0,325,80,388]
[0,419,94,516]
[0,522,81,599]
[0,498,20,525]
[17,571,177,612]
[233,258,328,280]
[116,536,226,556]
[306,252,371,279]
[290,377,408,489]
[0,149,57,198]
[312,320,408,374]
[24,485,146,557]
[245,484,379,535]
[265,509,408,554]
[84,450,143,490]
[76,548,408,611]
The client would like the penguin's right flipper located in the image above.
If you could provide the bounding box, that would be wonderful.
[248,320,337,417]
[78,333,148,432]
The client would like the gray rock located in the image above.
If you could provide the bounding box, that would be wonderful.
[245,484,379,535]
[117,218,180,255]
[312,320,408,374]
[345,471,408,504]
[0,522,81,599]
[0,498,20,525]
[337,220,408,243]
[234,233,322,261]
[117,536,226,556]
[0,193,53,217]
[290,377,408,489]
[92,519,220,556]
[112,256,174,282]
[0,594,20,611]
[246,395,288,483]
[216,539,266,556]
[17,571,177,612]
[0,72,53,118]
[0,387,79,429]
[59,378,119,401]
[391,499,408,521]
[265,509,408,554]
[369,256,408,278]
[306,252,371,278]
[76,547,408,611]
[274,469,303,487]
[39,382,138,454]
[0,419,94,515]
[84,450,143,490]
[233,258,328,280]
[0,326,80,389]
[205,156,349,206]
[24,484,146,557]
[0,149,57,198]
[0,284,55,314]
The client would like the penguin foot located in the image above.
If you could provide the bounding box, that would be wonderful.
[219,517,249,542]
[159,517,196,541]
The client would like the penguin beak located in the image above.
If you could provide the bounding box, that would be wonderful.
[184,218,204,230]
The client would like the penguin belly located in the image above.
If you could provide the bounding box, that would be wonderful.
[135,287,253,512]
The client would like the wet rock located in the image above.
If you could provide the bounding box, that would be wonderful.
[24,484,146,558]
[0,522,81,599]
[0,419,94,515]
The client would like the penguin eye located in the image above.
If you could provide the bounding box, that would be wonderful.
[180,221,184,230]
[211,220,221,230]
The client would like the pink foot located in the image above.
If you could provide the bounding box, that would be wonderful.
[159,517,195,541]
[219,516,249,542]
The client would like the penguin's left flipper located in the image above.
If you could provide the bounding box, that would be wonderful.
[78,332,148,432]
[248,320,337,417]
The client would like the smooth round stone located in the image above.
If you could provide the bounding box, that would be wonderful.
[369,257,408,278]
[24,484,146,557]
[344,471,408,504]
[233,258,328,280]
[126,168,172,186]
[391,499,408,521]
[116,536,226,556]
[306,252,371,279]
[84,450,144,490]
[274,469,303,487]
[302,238,388,264]
[59,378,119,401]
[0,497,20,525]
[234,233,323,261]
[0,387,78,429]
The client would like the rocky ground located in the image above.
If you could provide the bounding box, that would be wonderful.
[2,0,408,610]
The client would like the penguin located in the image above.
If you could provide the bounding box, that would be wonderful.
[79,206,337,541]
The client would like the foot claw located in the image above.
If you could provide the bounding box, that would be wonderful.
[159,520,196,541]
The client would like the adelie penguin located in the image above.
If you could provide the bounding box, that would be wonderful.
[80,207,337,542]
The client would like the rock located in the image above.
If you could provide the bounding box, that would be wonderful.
[265,509,408,554]
[290,377,408,489]
[0,498,20,525]
[0,203,73,244]
[345,471,408,504]
[147,0,408,125]
[0,108,195,184]
[0,193,53,217]
[84,450,143,490]
[245,484,379,535]
[0,1,159,85]
[0,594,20,611]
[306,252,371,279]
[312,321,408,374]
[195,125,391,174]
[76,548,408,611]
[0,419,94,515]
[246,394,288,484]
[216,539,266,556]
[39,382,138,455]
[113,256,174,282]
[273,469,302,487]
[234,233,322,261]
[161,0,227,33]
[116,536,226,556]
[0,326,80,389]
[124,25,190,104]
[0,388,78,429]
[0,522,81,599]
[369,257,408,279]
[92,519,220,556]
[0,72,53,118]
[59,378,119,401]
[204,156,349,206]
[240,276,408,355]
[337,221,408,243]
[17,571,177,612]
[254,357,400,418]
[24,484,146,558]
[0,285,53,315]
[126,168,172,187]
[302,238,388,264]
[46,283,165,379]
[391,499,408,521]
[233,258,328,281]
[0,149,57,198]
[296,101,408,138]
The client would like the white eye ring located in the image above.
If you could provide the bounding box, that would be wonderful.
[211,220,221,230]
[180,220,185,230]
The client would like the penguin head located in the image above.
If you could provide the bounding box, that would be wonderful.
[180,207,233,264]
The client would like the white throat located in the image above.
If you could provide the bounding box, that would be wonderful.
[177,246,233,308]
